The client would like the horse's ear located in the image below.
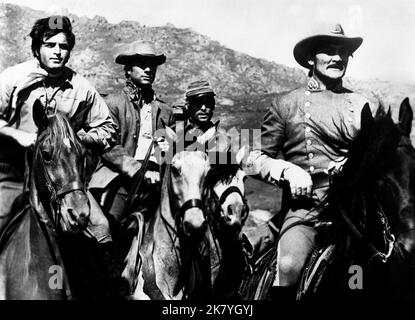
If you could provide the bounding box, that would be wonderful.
[160,118,177,142]
[70,101,92,133]
[32,99,48,130]
[213,120,220,129]
[361,103,373,129]
[387,106,392,118]
[197,125,217,145]
[399,97,413,137]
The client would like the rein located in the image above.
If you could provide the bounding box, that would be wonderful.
[339,196,395,264]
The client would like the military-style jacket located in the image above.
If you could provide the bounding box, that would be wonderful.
[89,81,175,189]
[252,77,375,200]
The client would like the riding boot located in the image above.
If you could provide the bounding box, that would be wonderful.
[97,241,127,299]
[268,285,297,302]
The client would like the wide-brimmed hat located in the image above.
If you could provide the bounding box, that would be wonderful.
[293,23,363,69]
[115,40,166,66]
[185,80,216,100]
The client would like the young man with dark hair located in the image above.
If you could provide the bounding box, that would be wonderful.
[0,16,121,297]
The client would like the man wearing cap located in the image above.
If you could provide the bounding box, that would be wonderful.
[183,80,217,138]
[89,40,174,235]
[245,23,376,299]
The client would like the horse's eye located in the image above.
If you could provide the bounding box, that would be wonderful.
[41,148,53,162]
[171,165,180,176]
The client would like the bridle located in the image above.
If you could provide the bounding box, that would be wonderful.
[217,185,249,226]
[34,131,87,230]
[340,195,395,264]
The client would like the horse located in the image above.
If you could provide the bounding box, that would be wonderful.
[121,126,217,300]
[297,98,415,300]
[201,136,250,300]
[0,100,91,299]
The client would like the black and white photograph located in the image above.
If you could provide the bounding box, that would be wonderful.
[0,0,414,314]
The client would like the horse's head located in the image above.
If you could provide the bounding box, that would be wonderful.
[206,164,248,233]
[169,149,209,236]
[32,100,90,233]
[321,98,415,261]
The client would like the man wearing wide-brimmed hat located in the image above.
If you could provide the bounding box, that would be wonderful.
[90,40,175,233]
[244,23,377,299]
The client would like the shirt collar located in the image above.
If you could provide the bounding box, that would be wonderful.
[307,76,344,93]
[124,80,155,105]
[36,60,74,88]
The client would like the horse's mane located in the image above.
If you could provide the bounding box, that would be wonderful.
[310,105,402,227]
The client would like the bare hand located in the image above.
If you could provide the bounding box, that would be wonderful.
[282,165,313,199]
[144,170,160,184]
[14,131,37,148]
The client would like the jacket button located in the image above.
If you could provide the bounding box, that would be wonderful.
[306,139,312,146]
[305,127,311,133]
[310,166,315,172]
[305,101,311,107]
[133,134,137,139]
[305,90,311,96]
[308,153,314,159]
[305,113,311,119]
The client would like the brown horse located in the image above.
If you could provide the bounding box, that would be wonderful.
[0,100,90,299]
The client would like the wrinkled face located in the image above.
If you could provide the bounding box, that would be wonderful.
[188,95,215,125]
[309,43,350,81]
[171,151,210,236]
[213,169,248,232]
[128,60,158,87]
[37,32,70,75]
[37,126,90,233]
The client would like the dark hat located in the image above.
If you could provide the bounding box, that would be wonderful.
[293,23,363,69]
[185,80,216,100]
[115,40,166,66]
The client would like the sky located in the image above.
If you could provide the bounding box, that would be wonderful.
[3,0,415,83]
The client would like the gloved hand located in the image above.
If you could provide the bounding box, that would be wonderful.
[144,170,160,184]
[14,131,37,148]
[280,164,313,199]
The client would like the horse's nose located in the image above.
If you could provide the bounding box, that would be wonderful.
[67,208,89,228]
[225,204,243,229]
[77,211,89,228]
[183,208,206,236]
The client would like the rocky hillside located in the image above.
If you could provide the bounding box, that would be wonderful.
[1,3,415,213]
[0,3,307,101]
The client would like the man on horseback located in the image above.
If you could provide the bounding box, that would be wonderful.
[245,23,377,299]
[0,16,117,237]
[0,16,123,297]
[183,80,217,135]
[89,40,175,237]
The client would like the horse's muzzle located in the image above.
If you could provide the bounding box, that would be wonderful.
[183,207,206,236]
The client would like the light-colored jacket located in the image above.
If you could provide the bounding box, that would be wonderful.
[0,59,118,168]
[248,77,376,201]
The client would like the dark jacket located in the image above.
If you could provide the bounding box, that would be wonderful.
[89,82,176,189]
